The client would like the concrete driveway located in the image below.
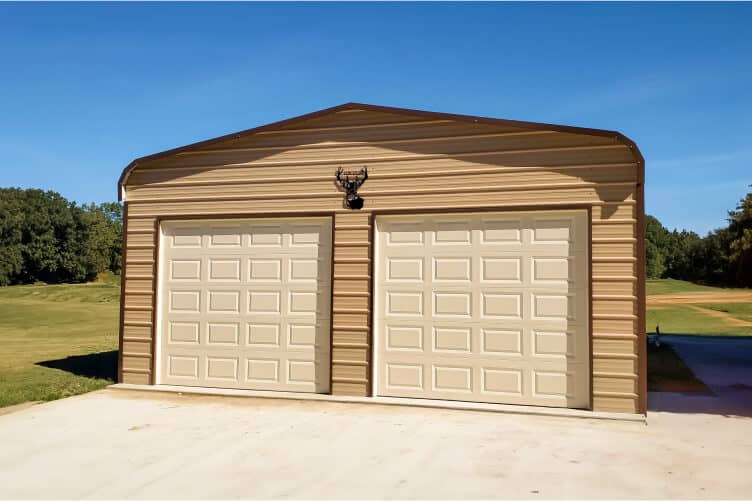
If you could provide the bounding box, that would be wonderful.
[648,335,752,417]
[1,389,751,499]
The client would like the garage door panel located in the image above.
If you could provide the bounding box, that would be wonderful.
[376,211,589,408]
[158,218,332,393]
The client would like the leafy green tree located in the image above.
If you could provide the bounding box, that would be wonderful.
[0,189,25,285]
[728,191,752,287]
[645,215,669,278]
[0,188,123,285]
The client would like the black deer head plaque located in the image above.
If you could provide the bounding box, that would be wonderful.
[335,167,368,210]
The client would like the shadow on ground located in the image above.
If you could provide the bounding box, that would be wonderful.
[648,335,752,418]
[37,351,118,381]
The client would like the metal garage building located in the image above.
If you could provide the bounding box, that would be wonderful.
[117,103,646,414]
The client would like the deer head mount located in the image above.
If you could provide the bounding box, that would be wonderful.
[335,167,368,210]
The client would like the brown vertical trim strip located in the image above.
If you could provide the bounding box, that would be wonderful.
[367,211,376,397]
[328,214,336,395]
[150,218,160,385]
[636,161,647,414]
[587,206,594,411]
[117,201,129,383]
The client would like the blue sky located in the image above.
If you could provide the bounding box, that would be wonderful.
[1,2,750,234]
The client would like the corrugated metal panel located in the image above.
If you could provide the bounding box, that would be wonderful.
[120,108,643,413]
[142,133,621,171]
[329,212,372,396]
[122,372,150,385]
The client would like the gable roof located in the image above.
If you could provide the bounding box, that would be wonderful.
[118,102,643,200]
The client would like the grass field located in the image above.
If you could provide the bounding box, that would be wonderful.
[646,278,752,336]
[646,278,730,295]
[0,274,748,408]
[698,302,752,323]
[0,273,120,408]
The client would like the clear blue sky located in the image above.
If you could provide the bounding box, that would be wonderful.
[1,2,750,234]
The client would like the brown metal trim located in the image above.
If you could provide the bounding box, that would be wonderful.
[368,203,593,217]
[118,102,644,200]
[587,205,594,411]
[149,211,335,222]
[636,158,647,414]
[117,201,129,383]
[367,212,376,397]
[150,217,159,385]
[328,214,336,395]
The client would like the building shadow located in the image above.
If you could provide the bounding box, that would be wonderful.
[37,350,118,381]
[647,335,752,418]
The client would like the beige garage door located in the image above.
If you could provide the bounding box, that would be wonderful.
[375,210,589,408]
[157,218,332,393]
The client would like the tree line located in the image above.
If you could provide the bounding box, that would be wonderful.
[0,188,122,286]
[646,190,752,287]
[2,187,750,288]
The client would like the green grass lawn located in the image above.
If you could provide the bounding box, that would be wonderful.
[647,305,752,336]
[697,302,752,323]
[0,273,120,408]
[646,278,739,295]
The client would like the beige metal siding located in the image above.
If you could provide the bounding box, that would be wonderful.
[120,107,643,413]
[330,212,372,396]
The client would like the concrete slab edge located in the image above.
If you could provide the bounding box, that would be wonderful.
[111,384,647,423]
[0,401,42,417]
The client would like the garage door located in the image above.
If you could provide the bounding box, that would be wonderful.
[157,218,332,393]
[374,211,589,408]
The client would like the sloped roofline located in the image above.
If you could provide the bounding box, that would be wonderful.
[117,102,644,200]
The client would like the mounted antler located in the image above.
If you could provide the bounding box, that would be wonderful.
[335,166,368,209]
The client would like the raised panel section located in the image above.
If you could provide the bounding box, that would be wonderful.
[207,357,238,380]
[387,326,423,351]
[249,259,281,281]
[387,364,424,389]
[534,331,574,357]
[388,258,423,281]
[482,329,522,355]
[209,229,241,247]
[248,324,280,346]
[249,291,280,313]
[434,258,470,281]
[208,323,239,345]
[288,324,316,346]
[433,328,471,352]
[170,291,200,312]
[209,259,240,281]
[434,293,470,316]
[247,359,279,382]
[208,291,239,313]
[171,260,201,280]
[169,322,199,344]
[388,292,423,315]
[434,366,472,391]
[482,294,521,318]
[483,369,523,395]
[481,220,521,243]
[482,258,521,281]
[168,356,198,378]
